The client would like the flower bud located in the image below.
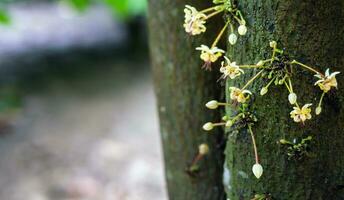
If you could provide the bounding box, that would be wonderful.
[260,87,268,96]
[288,93,297,105]
[256,60,264,67]
[222,116,229,121]
[202,122,214,131]
[206,100,219,109]
[279,139,288,144]
[228,33,238,45]
[225,120,233,127]
[316,106,322,115]
[252,163,263,179]
[238,25,247,35]
[198,144,209,155]
[269,41,277,48]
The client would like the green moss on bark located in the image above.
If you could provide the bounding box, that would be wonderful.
[225,1,344,199]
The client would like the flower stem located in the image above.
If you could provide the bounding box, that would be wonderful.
[284,80,291,92]
[318,92,325,107]
[211,21,230,47]
[288,77,294,92]
[231,12,242,24]
[291,60,324,76]
[213,122,226,126]
[200,6,220,13]
[240,65,264,69]
[248,125,259,164]
[236,10,245,24]
[266,77,276,88]
[206,9,224,20]
[241,70,264,90]
[218,102,231,106]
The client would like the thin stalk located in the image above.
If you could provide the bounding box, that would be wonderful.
[218,102,231,106]
[236,10,245,24]
[200,6,220,13]
[291,60,324,76]
[211,21,230,47]
[318,92,325,107]
[240,65,264,69]
[241,70,264,90]
[206,9,224,20]
[248,125,259,164]
[213,122,226,126]
[288,78,294,92]
[266,77,276,88]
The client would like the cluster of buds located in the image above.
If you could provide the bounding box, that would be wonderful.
[279,136,313,160]
[184,1,248,70]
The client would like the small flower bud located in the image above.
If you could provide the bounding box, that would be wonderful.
[279,139,288,144]
[316,106,322,115]
[288,93,297,105]
[260,87,268,96]
[237,25,247,35]
[225,120,233,127]
[252,163,263,179]
[256,60,264,67]
[202,122,214,131]
[269,41,277,48]
[228,33,238,45]
[206,100,219,109]
[222,116,229,121]
[198,144,209,155]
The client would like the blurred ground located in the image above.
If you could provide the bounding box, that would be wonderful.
[0,60,167,200]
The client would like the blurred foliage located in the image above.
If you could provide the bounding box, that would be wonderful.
[0,0,147,23]
[0,9,10,25]
[103,0,146,18]
[68,0,147,19]
[0,87,21,113]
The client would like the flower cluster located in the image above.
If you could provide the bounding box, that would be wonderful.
[201,41,340,179]
[184,1,248,70]
[183,1,340,184]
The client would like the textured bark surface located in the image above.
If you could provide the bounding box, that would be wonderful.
[224,1,344,200]
[147,0,226,200]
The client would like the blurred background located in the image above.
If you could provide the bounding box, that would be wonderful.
[0,0,167,199]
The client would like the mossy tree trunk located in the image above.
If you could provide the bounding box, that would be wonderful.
[225,1,344,200]
[148,0,226,200]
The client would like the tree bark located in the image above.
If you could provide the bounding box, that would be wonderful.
[147,0,226,200]
[224,1,344,200]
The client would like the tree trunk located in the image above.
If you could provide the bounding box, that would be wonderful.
[224,1,344,199]
[147,0,226,200]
